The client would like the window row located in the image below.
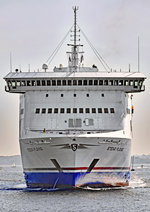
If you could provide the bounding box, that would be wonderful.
[7,79,143,88]
[35,108,115,114]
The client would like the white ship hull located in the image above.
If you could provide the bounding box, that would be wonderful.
[20,134,131,188]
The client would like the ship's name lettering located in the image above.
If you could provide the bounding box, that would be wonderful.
[27,147,43,152]
[107,147,124,151]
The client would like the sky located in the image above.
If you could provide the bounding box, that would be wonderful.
[0,0,150,155]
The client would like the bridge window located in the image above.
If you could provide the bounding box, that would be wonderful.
[134,80,138,88]
[89,80,93,86]
[42,80,46,86]
[124,80,129,86]
[104,80,108,85]
[78,80,82,86]
[110,108,115,113]
[68,80,72,86]
[57,80,61,86]
[37,80,41,86]
[119,80,123,86]
[46,94,48,97]
[94,80,98,85]
[35,108,40,114]
[42,108,46,114]
[99,80,103,85]
[48,108,52,113]
[31,80,35,86]
[86,93,89,97]
[74,94,76,97]
[21,81,26,86]
[61,94,64,97]
[109,80,113,86]
[101,93,104,97]
[73,80,77,86]
[27,81,31,86]
[52,80,56,86]
[114,80,118,86]
[62,80,66,86]
[47,80,51,86]
[104,108,109,113]
[83,80,87,85]
[129,80,133,86]
[17,81,21,86]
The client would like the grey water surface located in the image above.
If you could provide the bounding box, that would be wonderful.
[0,156,150,212]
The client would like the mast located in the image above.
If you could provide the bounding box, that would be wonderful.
[67,6,83,69]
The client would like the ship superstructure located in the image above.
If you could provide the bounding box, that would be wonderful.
[4,7,146,189]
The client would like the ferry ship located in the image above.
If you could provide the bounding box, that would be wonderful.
[4,7,146,189]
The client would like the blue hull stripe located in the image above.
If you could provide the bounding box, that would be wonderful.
[24,171,130,188]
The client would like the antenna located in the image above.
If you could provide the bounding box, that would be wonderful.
[138,36,140,72]
[10,52,12,72]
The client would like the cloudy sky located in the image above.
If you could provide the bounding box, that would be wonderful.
[0,0,150,155]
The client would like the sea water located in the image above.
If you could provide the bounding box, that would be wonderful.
[0,157,150,212]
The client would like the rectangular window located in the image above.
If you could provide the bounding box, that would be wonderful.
[57,80,61,86]
[42,80,46,86]
[94,80,98,85]
[89,80,93,86]
[35,108,40,114]
[110,108,115,113]
[73,108,77,113]
[92,108,96,113]
[98,108,102,113]
[83,80,87,85]
[62,80,66,86]
[73,80,77,86]
[104,108,109,113]
[52,80,56,86]
[37,80,41,86]
[60,108,65,113]
[54,108,58,113]
[47,80,51,86]
[85,108,90,113]
[42,108,46,114]
[99,80,103,85]
[67,108,71,113]
[79,108,83,113]
[78,80,82,86]
[48,108,52,113]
